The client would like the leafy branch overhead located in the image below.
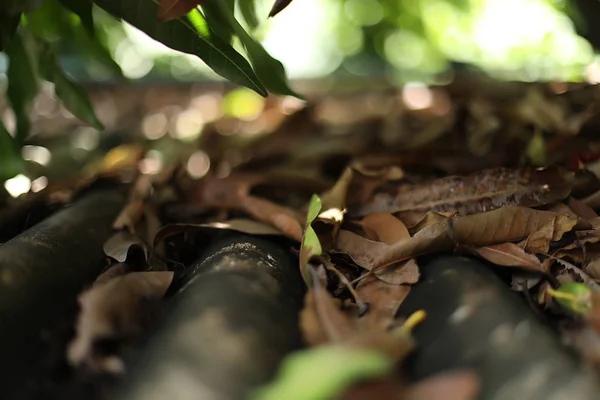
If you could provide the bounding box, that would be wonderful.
[0,0,297,180]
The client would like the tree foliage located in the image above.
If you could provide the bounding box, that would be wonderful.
[0,0,295,180]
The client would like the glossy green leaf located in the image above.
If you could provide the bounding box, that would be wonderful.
[39,48,104,129]
[6,30,39,143]
[203,0,301,97]
[58,0,95,36]
[0,121,25,182]
[92,0,266,96]
[252,346,393,400]
[239,0,259,30]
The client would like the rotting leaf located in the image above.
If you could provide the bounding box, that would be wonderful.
[473,243,544,272]
[68,271,174,372]
[351,167,574,217]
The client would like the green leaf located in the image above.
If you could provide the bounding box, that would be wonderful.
[6,29,39,143]
[307,194,322,223]
[26,0,122,77]
[58,0,95,36]
[38,47,104,129]
[0,121,25,181]
[252,346,393,400]
[202,0,301,97]
[302,194,323,259]
[203,0,236,43]
[92,0,266,96]
[239,0,259,30]
[549,283,592,315]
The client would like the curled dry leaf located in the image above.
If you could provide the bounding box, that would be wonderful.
[103,231,148,264]
[68,271,174,372]
[335,229,387,270]
[374,206,578,268]
[352,167,573,217]
[335,215,420,285]
[189,174,307,241]
[473,243,544,272]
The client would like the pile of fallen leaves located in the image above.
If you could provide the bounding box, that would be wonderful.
[25,79,600,399]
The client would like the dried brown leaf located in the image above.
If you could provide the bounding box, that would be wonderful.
[407,211,454,236]
[352,167,573,217]
[376,259,420,285]
[300,269,356,346]
[113,200,145,232]
[356,275,410,330]
[569,197,599,220]
[335,229,388,269]
[103,231,148,264]
[360,213,409,244]
[68,271,174,372]
[334,229,420,284]
[242,196,304,241]
[473,243,544,271]
[375,206,578,268]
[320,167,353,213]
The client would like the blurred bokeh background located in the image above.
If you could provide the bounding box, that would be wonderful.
[2,0,600,200]
[3,0,600,84]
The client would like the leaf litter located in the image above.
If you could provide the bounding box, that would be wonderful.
[24,79,600,398]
